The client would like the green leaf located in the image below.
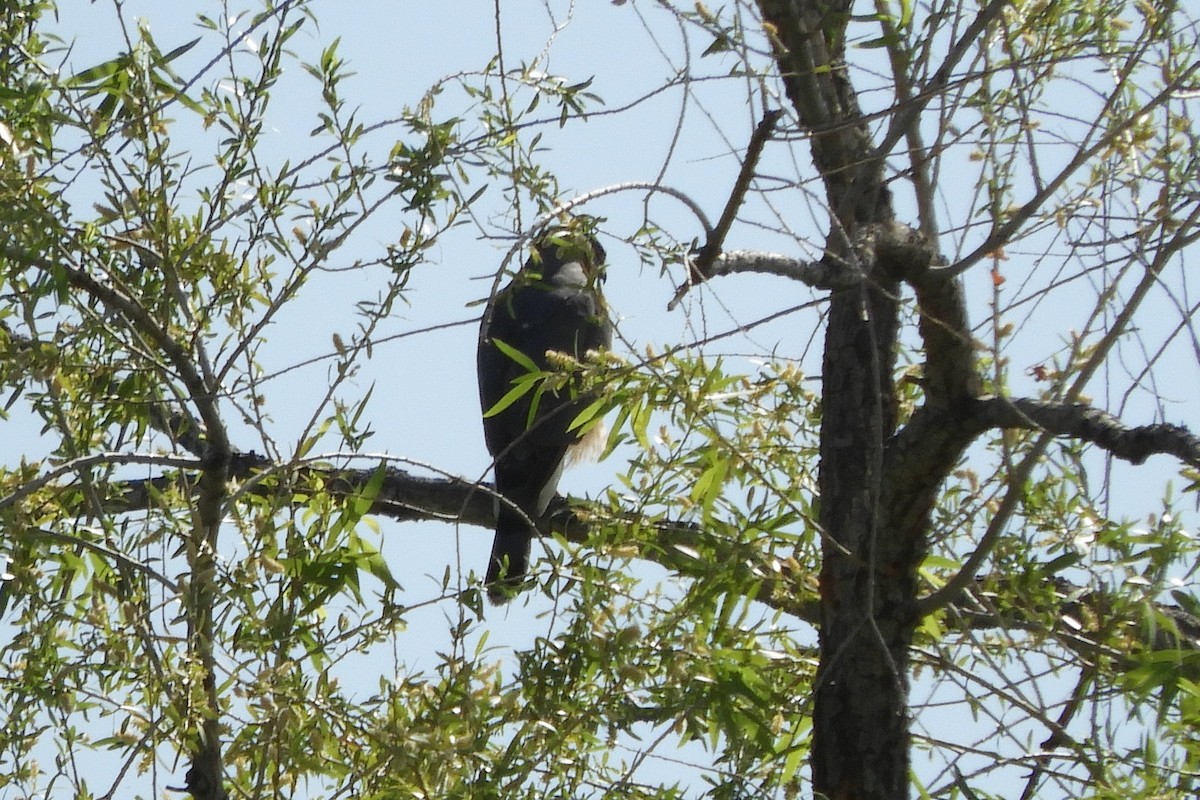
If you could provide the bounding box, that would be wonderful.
[349,531,400,591]
[1037,551,1081,576]
[702,35,731,57]
[482,338,548,418]
[491,337,538,373]
[691,456,729,519]
[1171,590,1200,619]
[159,36,201,65]
[856,33,903,50]
[66,54,131,88]
[350,463,388,519]
[482,376,538,419]
[568,396,608,434]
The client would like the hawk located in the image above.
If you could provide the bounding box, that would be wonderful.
[477,229,611,603]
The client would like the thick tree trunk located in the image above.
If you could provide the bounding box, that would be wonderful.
[755,1,1011,795]
[813,274,909,799]
[756,2,919,797]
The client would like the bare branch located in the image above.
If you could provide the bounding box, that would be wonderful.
[669,110,784,306]
[536,181,713,236]
[972,396,1200,468]
[667,250,855,308]
[871,0,1010,164]
[674,220,946,308]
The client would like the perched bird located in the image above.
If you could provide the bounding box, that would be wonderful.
[477,229,611,603]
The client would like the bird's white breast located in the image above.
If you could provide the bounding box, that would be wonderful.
[549,261,589,289]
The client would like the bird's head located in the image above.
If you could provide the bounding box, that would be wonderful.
[527,227,607,287]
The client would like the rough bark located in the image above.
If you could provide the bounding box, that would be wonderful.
[757,0,919,795]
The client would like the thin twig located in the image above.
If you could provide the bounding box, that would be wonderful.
[668,109,784,307]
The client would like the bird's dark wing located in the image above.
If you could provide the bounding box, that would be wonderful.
[478,281,608,461]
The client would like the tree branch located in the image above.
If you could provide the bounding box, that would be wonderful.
[3,243,229,459]
[971,396,1200,468]
[870,0,1010,163]
[938,58,1200,279]
[902,247,978,404]
[668,109,783,307]
[950,575,1200,663]
[23,448,1200,671]
[913,395,1200,617]
[0,321,209,456]
[667,250,857,302]
[663,216,945,304]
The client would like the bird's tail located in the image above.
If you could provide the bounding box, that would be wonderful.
[485,509,531,604]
